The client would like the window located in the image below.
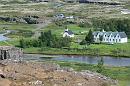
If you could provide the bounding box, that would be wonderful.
[113,39,115,41]
[119,39,121,42]
[110,39,111,41]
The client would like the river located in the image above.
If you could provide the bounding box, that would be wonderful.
[0,34,9,41]
[0,30,10,41]
[23,54,130,67]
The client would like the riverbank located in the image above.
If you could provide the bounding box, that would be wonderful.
[20,54,130,86]
[23,47,130,58]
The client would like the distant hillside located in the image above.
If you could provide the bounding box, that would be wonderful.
[0,0,129,4]
[0,0,28,4]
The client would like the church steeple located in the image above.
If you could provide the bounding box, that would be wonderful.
[102,29,105,32]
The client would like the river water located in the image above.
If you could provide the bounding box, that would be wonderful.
[0,34,9,41]
[23,54,130,67]
[0,30,10,41]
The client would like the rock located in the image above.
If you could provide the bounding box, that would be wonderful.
[0,61,115,86]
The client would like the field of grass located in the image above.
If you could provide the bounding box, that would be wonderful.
[0,23,36,38]
[0,23,36,31]
[43,23,90,36]
[22,40,130,57]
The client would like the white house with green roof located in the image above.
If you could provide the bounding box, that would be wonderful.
[93,30,128,43]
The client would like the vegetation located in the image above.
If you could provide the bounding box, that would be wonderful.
[19,30,71,48]
[96,57,104,73]
[21,39,130,57]
[92,18,130,38]
[80,29,94,45]
[52,61,130,86]
[0,1,130,86]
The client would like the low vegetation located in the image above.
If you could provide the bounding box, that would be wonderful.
[52,61,130,86]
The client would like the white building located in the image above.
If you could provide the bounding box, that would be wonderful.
[63,29,74,38]
[121,9,130,14]
[93,30,127,43]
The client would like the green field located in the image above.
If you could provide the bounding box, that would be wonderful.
[43,23,90,36]
[0,38,130,57]
[21,39,130,57]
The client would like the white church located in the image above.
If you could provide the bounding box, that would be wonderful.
[93,30,128,43]
[63,29,74,38]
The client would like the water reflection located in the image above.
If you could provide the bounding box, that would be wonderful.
[23,54,130,67]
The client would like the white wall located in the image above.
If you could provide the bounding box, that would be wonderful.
[120,38,128,43]
[63,33,74,38]
[94,35,128,43]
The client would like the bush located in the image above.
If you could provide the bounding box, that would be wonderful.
[80,39,87,45]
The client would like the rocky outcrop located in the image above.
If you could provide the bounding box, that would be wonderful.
[0,61,117,86]
[0,16,42,24]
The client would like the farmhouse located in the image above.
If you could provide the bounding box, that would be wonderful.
[0,46,23,60]
[63,29,74,38]
[93,30,128,43]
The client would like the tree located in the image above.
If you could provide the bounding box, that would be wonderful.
[38,31,71,48]
[85,29,94,44]
[80,39,87,45]
[97,57,104,73]
[19,39,26,48]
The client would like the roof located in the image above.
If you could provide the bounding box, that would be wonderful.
[65,30,74,35]
[105,32,112,37]
[112,32,118,37]
[93,31,127,38]
[93,31,100,36]
[119,32,127,38]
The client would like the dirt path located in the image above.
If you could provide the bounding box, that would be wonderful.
[32,19,52,38]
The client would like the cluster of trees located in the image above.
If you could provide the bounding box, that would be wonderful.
[0,16,39,24]
[92,18,130,38]
[19,30,71,48]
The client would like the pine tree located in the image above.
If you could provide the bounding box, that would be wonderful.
[19,39,26,48]
[85,29,94,44]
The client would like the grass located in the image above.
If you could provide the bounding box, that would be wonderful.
[43,23,90,36]
[0,23,36,38]
[0,38,19,46]
[22,41,130,57]
[69,39,130,57]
